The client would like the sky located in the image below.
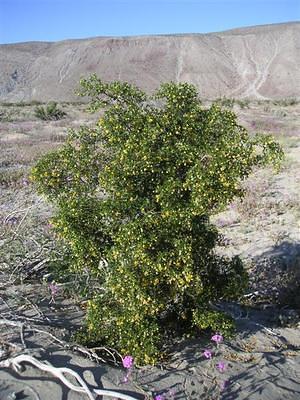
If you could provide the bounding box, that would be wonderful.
[0,0,299,44]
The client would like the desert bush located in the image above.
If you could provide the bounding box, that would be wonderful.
[0,109,13,122]
[0,102,14,107]
[0,101,43,107]
[29,100,43,106]
[233,172,272,218]
[13,101,26,107]
[31,75,283,363]
[214,97,235,108]
[34,102,66,120]
[275,110,287,117]
[0,168,28,187]
[236,99,250,109]
[273,98,299,107]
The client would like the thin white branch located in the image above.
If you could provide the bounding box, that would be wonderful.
[0,354,141,400]
[0,354,96,400]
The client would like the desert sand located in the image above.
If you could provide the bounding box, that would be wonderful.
[1,98,299,399]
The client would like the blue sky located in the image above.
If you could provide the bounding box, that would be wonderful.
[0,0,299,44]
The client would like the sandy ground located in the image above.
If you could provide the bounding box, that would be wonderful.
[0,293,300,399]
[0,101,299,399]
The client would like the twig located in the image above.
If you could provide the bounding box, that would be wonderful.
[11,207,31,239]
[91,345,122,364]
[19,294,51,323]
[0,319,143,398]
[0,354,96,400]
[0,318,122,364]
[20,323,27,349]
[243,291,260,298]
[252,322,280,336]
[0,318,66,348]
[72,345,107,364]
[0,354,141,400]
[4,206,35,224]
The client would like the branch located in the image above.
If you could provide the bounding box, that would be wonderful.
[0,354,142,400]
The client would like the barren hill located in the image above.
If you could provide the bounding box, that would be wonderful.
[0,22,299,102]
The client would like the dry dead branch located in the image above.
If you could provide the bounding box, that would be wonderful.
[0,353,142,400]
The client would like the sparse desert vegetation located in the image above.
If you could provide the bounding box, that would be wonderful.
[1,89,300,398]
[34,101,67,121]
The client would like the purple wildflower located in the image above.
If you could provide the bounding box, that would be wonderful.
[49,282,58,297]
[166,389,175,399]
[211,334,223,344]
[120,367,133,385]
[48,282,59,304]
[216,361,226,373]
[203,349,213,359]
[6,217,18,225]
[220,380,229,391]
[122,355,134,369]
[154,395,164,400]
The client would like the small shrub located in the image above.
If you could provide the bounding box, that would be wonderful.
[34,102,66,120]
[0,102,14,107]
[257,99,272,107]
[0,168,28,187]
[31,75,284,363]
[273,98,299,107]
[236,99,250,109]
[0,110,13,122]
[214,97,235,108]
[233,172,272,218]
[29,100,43,106]
[14,101,26,107]
[274,110,287,117]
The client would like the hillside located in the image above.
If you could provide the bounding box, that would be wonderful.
[0,22,299,101]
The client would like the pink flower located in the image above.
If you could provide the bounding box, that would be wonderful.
[211,334,223,344]
[122,355,134,369]
[154,389,174,400]
[49,282,58,297]
[203,349,213,359]
[48,282,59,304]
[166,389,175,399]
[220,380,229,391]
[216,361,226,372]
[120,369,132,384]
